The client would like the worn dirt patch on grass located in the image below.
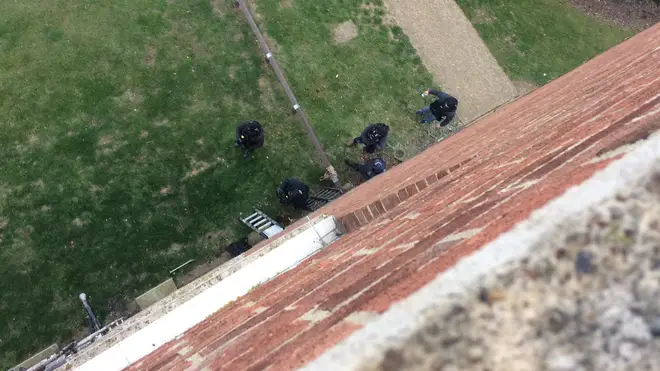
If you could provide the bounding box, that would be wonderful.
[568,0,660,29]
[22,133,52,150]
[159,186,172,196]
[280,0,293,8]
[228,65,238,80]
[144,45,156,66]
[333,20,359,44]
[114,89,143,109]
[245,0,263,21]
[98,135,115,147]
[211,0,232,16]
[188,90,215,115]
[167,242,184,255]
[28,134,39,146]
[31,179,45,190]
[472,7,496,24]
[263,33,280,54]
[201,230,225,244]
[512,79,539,96]
[97,134,128,155]
[0,183,10,204]
[183,160,211,180]
[221,94,252,116]
[72,217,89,227]
[153,118,170,127]
[258,75,278,111]
[181,157,225,181]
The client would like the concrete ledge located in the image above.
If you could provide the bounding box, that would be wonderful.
[75,215,343,371]
[305,127,660,369]
[135,278,177,310]
[11,343,59,370]
[65,214,342,368]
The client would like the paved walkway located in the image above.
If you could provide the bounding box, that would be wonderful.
[384,0,517,124]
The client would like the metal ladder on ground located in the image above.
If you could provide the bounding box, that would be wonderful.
[306,187,343,211]
[239,208,284,239]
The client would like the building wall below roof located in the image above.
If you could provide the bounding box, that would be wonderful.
[71,216,342,371]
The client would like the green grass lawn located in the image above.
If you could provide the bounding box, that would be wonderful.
[0,0,435,366]
[249,0,445,166]
[456,0,633,86]
[0,0,321,366]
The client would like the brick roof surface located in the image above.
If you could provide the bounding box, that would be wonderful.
[127,24,660,371]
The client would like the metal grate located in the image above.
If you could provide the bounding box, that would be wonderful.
[306,187,343,211]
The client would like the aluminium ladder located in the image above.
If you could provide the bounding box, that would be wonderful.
[239,208,284,239]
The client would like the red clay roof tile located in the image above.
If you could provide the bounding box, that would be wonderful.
[126,24,660,371]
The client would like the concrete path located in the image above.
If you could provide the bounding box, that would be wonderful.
[384,0,517,124]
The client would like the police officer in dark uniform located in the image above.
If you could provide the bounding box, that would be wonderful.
[277,178,311,211]
[345,157,386,181]
[235,120,264,158]
[416,89,458,126]
[347,123,389,153]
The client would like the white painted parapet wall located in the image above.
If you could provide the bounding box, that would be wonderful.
[76,215,342,371]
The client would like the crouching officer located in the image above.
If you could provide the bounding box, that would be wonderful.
[416,89,458,126]
[345,157,386,181]
[235,120,264,158]
[277,178,311,211]
[348,123,389,153]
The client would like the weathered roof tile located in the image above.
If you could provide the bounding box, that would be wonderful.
[126,24,660,371]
